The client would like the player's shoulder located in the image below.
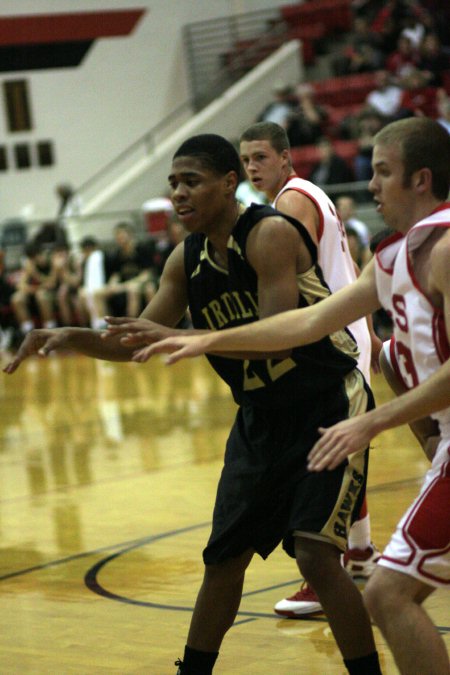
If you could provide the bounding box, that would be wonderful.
[429,228,450,291]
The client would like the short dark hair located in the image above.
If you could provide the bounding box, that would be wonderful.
[80,236,98,249]
[374,117,450,200]
[173,134,241,177]
[240,122,290,154]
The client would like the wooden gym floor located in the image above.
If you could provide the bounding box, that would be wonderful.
[0,350,448,674]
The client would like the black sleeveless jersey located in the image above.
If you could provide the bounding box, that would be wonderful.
[184,203,359,409]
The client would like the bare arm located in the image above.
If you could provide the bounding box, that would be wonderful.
[307,233,450,470]
[145,258,381,363]
[275,189,319,245]
[127,215,312,364]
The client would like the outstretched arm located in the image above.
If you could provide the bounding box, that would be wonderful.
[144,260,380,364]
[307,231,450,470]
[3,243,189,374]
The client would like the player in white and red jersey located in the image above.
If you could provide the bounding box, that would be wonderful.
[142,116,450,674]
[239,121,382,617]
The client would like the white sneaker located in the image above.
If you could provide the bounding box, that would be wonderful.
[274,582,322,617]
[343,544,381,579]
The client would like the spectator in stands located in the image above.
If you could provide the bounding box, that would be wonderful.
[50,243,85,327]
[32,219,69,251]
[256,83,297,128]
[285,83,329,147]
[55,183,82,219]
[416,32,449,87]
[385,33,420,81]
[77,236,107,330]
[336,195,372,268]
[92,222,157,321]
[152,218,187,282]
[11,241,58,337]
[331,16,384,76]
[396,67,439,118]
[336,195,371,248]
[0,249,17,351]
[308,137,354,190]
[353,109,385,183]
[364,69,403,119]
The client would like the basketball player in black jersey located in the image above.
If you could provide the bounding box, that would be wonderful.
[4,135,381,675]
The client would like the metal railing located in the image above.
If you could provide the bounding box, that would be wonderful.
[74,8,290,211]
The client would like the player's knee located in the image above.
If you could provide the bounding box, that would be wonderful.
[363,570,397,623]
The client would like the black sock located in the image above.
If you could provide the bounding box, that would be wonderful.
[178,645,219,674]
[344,651,382,675]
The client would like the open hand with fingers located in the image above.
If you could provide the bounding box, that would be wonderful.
[3,328,72,374]
[103,316,178,347]
[307,414,375,472]
[132,334,211,364]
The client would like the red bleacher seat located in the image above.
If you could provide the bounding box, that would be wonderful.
[312,72,378,107]
[281,0,352,34]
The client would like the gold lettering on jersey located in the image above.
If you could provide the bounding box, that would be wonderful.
[244,291,259,313]
[243,360,265,390]
[201,292,258,329]
[201,307,217,330]
[220,292,237,321]
[231,291,254,319]
[333,469,364,539]
[243,358,297,391]
[207,300,228,328]
[267,358,296,381]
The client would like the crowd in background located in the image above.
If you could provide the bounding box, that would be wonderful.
[0,213,186,351]
[258,0,450,186]
[2,0,447,351]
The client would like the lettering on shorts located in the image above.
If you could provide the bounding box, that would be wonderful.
[333,469,364,539]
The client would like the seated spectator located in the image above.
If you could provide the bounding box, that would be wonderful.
[55,182,82,218]
[336,195,372,268]
[308,138,354,192]
[286,83,329,147]
[396,67,439,118]
[32,219,69,250]
[331,16,384,76]
[385,33,420,82]
[353,109,385,183]
[77,236,107,329]
[92,222,157,321]
[257,83,297,128]
[50,243,84,327]
[416,32,449,87]
[11,241,58,337]
[152,218,187,282]
[336,195,371,248]
[364,69,403,119]
[0,249,17,350]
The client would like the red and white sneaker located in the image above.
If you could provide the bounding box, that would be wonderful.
[343,544,381,579]
[273,582,322,617]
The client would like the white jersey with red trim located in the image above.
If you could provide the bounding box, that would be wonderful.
[274,176,371,380]
[375,206,450,433]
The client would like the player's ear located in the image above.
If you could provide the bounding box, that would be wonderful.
[224,171,239,195]
[414,167,432,194]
